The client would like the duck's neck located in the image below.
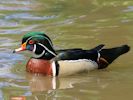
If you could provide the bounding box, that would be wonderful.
[33,51,56,60]
[42,52,56,60]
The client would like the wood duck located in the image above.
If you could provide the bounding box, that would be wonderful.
[13,32,130,76]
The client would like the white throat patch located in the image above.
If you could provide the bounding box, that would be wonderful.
[38,43,56,56]
[32,43,56,58]
[32,44,46,58]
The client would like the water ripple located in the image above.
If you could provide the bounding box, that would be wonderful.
[5,13,57,20]
[0,25,39,34]
[0,82,29,90]
[0,52,23,64]
[0,90,3,100]
[0,38,15,47]
[0,0,32,5]
[0,49,24,79]
[123,6,133,12]
[0,20,18,27]
[0,5,31,11]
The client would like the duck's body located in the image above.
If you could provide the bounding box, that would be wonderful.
[26,47,101,76]
[26,58,98,76]
[58,59,97,76]
[14,32,130,76]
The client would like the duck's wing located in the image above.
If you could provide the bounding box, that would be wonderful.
[56,48,83,53]
[55,44,105,61]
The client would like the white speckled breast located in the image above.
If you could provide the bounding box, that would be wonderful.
[58,59,98,76]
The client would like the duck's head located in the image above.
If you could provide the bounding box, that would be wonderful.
[14,32,56,60]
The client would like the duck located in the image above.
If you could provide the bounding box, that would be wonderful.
[13,32,130,76]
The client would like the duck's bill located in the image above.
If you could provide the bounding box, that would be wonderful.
[13,47,25,53]
[13,43,26,53]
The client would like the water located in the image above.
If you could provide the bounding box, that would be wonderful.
[0,0,133,100]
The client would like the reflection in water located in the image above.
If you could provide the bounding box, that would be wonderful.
[26,72,112,100]
[26,73,82,92]
[25,73,104,100]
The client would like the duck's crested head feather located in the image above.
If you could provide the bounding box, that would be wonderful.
[15,32,56,59]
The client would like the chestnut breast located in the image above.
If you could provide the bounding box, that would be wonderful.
[26,58,52,75]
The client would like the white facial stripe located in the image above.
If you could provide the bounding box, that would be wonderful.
[25,36,33,43]
[38,43,56,56]
[43,36,53,47]
[32,44,45,58]
[25,35,53,48]
[33,50,45,58]
[25,34,56,58]
[33,44,36,53]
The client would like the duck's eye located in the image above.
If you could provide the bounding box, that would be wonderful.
[29,40,35,44]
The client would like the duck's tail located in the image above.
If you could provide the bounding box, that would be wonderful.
[98,45,130,69]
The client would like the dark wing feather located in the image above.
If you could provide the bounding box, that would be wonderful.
[89,44,104,51]
[55,44,105,61]
[56,48,83,53]
[55,48,98,62]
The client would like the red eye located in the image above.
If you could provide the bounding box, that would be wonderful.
[29,40,35,44]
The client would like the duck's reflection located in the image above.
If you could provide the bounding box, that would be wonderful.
[26,73,81,92]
